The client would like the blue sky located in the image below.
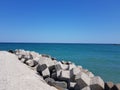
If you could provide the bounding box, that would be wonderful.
[0,0,120,43]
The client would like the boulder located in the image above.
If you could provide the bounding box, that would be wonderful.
[37,64,47,73]
[61,61,66,64]
[59,70,70,81]
[17,54,24,60]
[68,63,76,70]
[26,59,38,67]
[62,64,69,70]
[82,69,89,73]
[21,58,27,63]
[56,61,69,70]
[42,68,50,78]
[70,67,81,82]
[51,57,57,61]
[111,83,120,90]
[45,77,55,85]
[30,51,41,59]
[71,67,81,76]
[38,57,55,68]
[66,61,72,65]
[77,66,82,69]
[42,54,51,58]
[90,76,104,90]
[86,71,94,78]
[105,82,114,90]
[75,72,90,89]
[45,77,67,90]
[69,82,76,90]
[33,57,40,62]
[24,54,32,60]
[51,72,57,80]
[55,64,62,71]
[53,81,68,89]
[15,49,28,56]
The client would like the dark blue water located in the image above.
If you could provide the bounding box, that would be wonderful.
[0,43,120,83]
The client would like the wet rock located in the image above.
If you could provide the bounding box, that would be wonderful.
[90,76,104,90]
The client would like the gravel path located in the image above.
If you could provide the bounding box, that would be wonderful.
[0,51,57,90]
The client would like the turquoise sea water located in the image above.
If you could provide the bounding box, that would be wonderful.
[0,43,120,83]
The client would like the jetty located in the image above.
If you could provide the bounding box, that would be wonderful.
[0,49,120,90]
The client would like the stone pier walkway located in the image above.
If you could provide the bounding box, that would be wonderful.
[0,51,57,90]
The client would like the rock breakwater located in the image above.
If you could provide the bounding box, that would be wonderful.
[8,49,120,90]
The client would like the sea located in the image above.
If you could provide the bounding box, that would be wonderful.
[0,43,120,83]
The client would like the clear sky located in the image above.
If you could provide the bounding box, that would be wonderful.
[0,0,120,43]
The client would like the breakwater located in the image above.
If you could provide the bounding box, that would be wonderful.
[8,49,120,90]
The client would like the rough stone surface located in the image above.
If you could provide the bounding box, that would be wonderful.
[30,51,41,60]
[42,68,50,78]
[111,84,120,90]
[0,51,57,90]
[86,71,94,78]
[38,57,55,68]
[59,70,70,81]
[55,63,62,71]
[26,59,38,67]
[45,77,55,85]
[21,58,27,63]
[68,63,76,70]
[45,77,67,90]
[71,67,81,76]
[90,76,104,90]
[37,64,47,73]
[3,49,117,90]
[75,72,90,89]
[105,82,114,90]
[69,82,76,90]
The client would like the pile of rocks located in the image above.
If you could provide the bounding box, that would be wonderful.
[8,49,120,90]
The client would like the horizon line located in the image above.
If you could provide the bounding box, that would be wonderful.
[0,42,119,44]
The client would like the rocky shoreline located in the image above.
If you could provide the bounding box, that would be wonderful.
[8,49,120,90]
